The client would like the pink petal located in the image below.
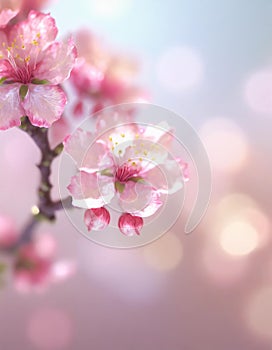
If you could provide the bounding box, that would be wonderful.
[0,31,8,60]
[0,84,24,130]
[84,207,110,231]
[0,8,18,28]
[48,116,70,149]
[143,159,184,195]
[67,171,115,209]
[119,181,162,218]
[34,38,77,84]
[64,128,111,172]
[0,59,13,79]
[118,213,143,236]
[9,10,58,49]
[70,60,104,96]
[0,215,18,248]
[22,84,66,127]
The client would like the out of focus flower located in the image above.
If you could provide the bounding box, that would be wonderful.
[0,215,17,248]
[0,10,76,130]
[14,240,54,292]
[0,0,53,28]
[65,109,187,235]
[0,1,19,28]
[19,0,53,15]
[13,233,75,292]
[118,213,143,236]
[84,207,110,231]
[70,29,148,117]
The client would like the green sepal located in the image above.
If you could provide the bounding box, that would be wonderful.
[115,181,125,193]
[100,168,114,177]
[129,176,145,183]
[19,85,28,101]
[0,77,7,85]
[31,78,49,85]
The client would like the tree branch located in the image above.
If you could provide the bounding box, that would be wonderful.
[13,117,73,247]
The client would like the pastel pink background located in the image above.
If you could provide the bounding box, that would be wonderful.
[0,0,272,349]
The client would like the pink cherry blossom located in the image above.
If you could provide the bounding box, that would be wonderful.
[118,213,143,236]
[65,112,188,235]
[0,10,76,130]
[0,1,20,28]
[0,215,18,248]
[14,241,54,292]
[69,29,147,118]
[84,207,110,231]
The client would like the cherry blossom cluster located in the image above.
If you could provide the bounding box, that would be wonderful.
[64,108,189,236]
[0,215,75,292]
[0,0,189,290]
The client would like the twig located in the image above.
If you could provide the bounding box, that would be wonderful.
[12,117,73,247]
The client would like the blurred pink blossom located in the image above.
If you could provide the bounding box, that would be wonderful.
[14,239,54,292]
[0,10,76,130]
[70,29,148,118]
[14,233,75,292]
[0,1,19,28]
[0,215,18,248]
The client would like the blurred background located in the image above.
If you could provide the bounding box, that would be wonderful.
[0,0,272,349]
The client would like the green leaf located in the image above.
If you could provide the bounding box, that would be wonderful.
[115,181,125,193]
[19,85,28,101]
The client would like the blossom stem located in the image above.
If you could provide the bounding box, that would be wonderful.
[15,117,73,246]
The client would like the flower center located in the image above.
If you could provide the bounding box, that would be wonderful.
[1,32,41,84]
[115,163,140,183]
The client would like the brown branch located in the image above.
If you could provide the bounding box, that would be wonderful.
[12,117,73,247]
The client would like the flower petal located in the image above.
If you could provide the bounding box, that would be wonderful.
[48,116,70,149]
[0,8,18,28]
[0,31,8,60]
[22,84,66,127]
[9,10,58,49]
[119,181,162,218]
[68,171,115,209]
[0,84,24,130]
[34,38,77,84]
[64,128,111,172]
[143,159,184,194]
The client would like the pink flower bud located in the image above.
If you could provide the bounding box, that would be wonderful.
[118,213,143,236]
[0,215,17,249]
[84,207,110,231]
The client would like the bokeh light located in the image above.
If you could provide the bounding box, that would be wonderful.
[199,118,249,173]
[244,68,272,115]
[245,287,272,340]
[142,233,183,271]
[202,244,248,286]
[27,308,73,350]
[51,261,76,282]
[219,221,259,256]
[34,234,57,259]
[156,46,204,93]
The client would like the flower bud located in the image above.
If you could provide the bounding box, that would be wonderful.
[0,215,17,249]
[118,213,143,236]
[84,207,110,231]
